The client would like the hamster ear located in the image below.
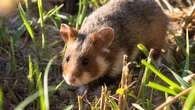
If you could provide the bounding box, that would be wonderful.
[90,27,114,49]
[60,24,78,43]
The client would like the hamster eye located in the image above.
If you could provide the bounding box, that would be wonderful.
[82,57,89,66]
[66,56,70,62]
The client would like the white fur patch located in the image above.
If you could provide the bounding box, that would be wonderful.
[63,74,71,85]
[110,49,127,76]
[103,48,110,53]
[70,42,78,51]
[96,56,109,74]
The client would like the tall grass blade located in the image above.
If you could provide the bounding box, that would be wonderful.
[37,72,46,110]
[14,91,40,110]
[48,4,64,17]
[147,82,177,96]
[14,87,55,110]
[18,2,38,49]
[183,84,195,110]
[142,54,152,109]
[76,0,88,29]
[28,56,34,85]
[76,0,82,28]
[63,105,74,110]
[184,28,190,75]
[0,87,3,110]
[44,55,57,110]
[33,61,46,110]
[25,0,29,13]
[38,0,46,49]
[141,60,183,92]
[27,56,35,94]
[163,64,190,89]
[10,37,16,73]
[38,4,64,23]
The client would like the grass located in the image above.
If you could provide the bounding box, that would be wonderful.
[0,87,2,110]
[0,0,194,110]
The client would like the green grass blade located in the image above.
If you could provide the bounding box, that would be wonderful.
[79,0,88,25]
[10,37,16,73]
[14,87,55,110]
[18,2,38,49]
[183,84,195,110]
[44,55,57,110]
[103,0,109,4]
[127,91,137,99]
[55,14,69,20]
[147,82,178,96]
[27,56,34,85]
[76,0,88,29]
[48,4,64,17]
[38,4,64,23]
[55,80,65,91]
[25,0,29,13]
[105,95,120,110]
[34,61,46,110]
[137,43,149,57]
[63,105,74,110]
[14,90,40,110]
[91,0,100,8]
[184,28,190,75]
[163,64,190,89]
[37,72,46,110]
[141,60,183,92]
[76,0,82,28]
[142,54,152,109]
[38,0,46,49]
[0,87,3,110]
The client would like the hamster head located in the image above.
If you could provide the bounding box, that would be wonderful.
[60,24,114,86]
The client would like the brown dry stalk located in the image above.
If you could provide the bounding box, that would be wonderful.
[155,87,192,110]
[118,55,129,110]
[137,49,154,100]
[78,95,83,110]
[100,86,106,110]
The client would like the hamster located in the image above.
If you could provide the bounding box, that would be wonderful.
[60,0,168,86]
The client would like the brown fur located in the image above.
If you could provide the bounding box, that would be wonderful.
[60,0,168,86]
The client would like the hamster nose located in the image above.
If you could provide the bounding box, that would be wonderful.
[68,77,76,84]
[64,74,76,85]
